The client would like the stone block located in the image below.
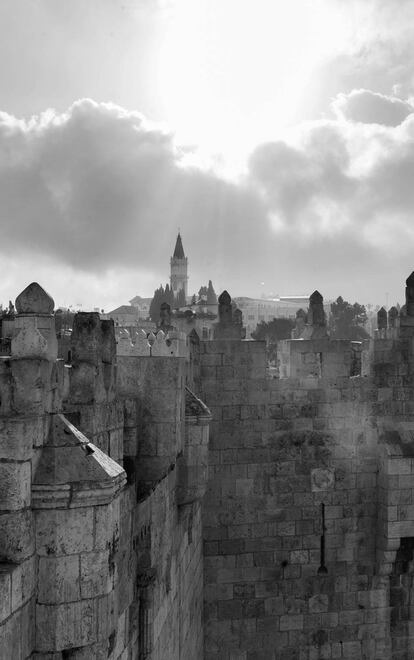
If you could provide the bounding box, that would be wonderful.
[0,607,22,657]
[308,594,328,614]
[11,555,36,611]
[123,427,138,456]
[339,609,364,626]
[94,500,120,551]
[96,591,117,642]
[279,614,303,631]
[264,596,284,615]
[342,641,361,657]
[387,520,414,538]
[36,599,98,651]
[36,508,94,556]
[0,416,42,460]
[109,428,123,462]
[0,509,34,561]
[324,505,343,520]
[0,564,12,622]
[387,457,412,475]
[11,359,53,414]
[204,583,233,602]
[38,555,81,604]
[80,550,113,598]
[217,599,243,620]
[0,461,31,510]
[21,597,35,658]
[290,550,308,564]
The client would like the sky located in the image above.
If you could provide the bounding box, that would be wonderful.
[1,0,414,310]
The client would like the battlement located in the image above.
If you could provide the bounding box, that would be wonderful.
[116,326,188,357]
[0,281,210,660]
[5,275,414,659]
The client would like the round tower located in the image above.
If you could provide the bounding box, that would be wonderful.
[170,232,188,298]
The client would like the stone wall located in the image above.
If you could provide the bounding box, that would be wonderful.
[199,286,414,660]
[5,278,414,659]
[0,282,209,660]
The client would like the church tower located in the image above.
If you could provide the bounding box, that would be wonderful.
[170,233,188,298]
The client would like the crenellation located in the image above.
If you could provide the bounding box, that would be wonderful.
[0,280,211,659]
[4,274,414,658]
[199,278,414,658]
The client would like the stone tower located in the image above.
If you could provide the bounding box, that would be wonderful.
[170,232,188,298]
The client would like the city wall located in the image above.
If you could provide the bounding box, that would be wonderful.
[3,277,414,660]
[0,283,210,660]
[200,279,414,660]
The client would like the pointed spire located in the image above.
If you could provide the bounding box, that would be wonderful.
[173,233,185,259]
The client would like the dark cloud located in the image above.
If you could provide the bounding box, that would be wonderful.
[247,112,414,268]
[332,89,414,126]
[0,100,268,280]
[2,97,414,306]
[248,123,354,227]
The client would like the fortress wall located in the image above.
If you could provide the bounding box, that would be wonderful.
[200,338,392,660]
[0,284,207,660]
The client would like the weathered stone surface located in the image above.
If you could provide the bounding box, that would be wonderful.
[0,461,31,510]
[15,282,54,316]
[311,467,335,492]
[36,599,98,651]
[0,416,41,460]
[80,550,113,598]
[11,556,36,612]
[35,508,94,556]
[0,509,34,561]
[37,555,81,604]
[0,564,12,621]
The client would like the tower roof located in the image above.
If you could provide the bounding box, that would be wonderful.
[173,233,185,259]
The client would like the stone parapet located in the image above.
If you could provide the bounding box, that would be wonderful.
[116,326,188,358]
[278,338,354,379]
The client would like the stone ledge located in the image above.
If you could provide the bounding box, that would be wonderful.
[185,387,212,426]
[32,414,126,510]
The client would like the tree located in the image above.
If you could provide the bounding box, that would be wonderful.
[175,288,186,308]
[150,283,189,322]
[149,285,165,323]
[191,294,197,305]
[329,296,370,340]
[164,284,174,307]
[207,280,217,304]
[198,285,208,299]
[251,317,295,362]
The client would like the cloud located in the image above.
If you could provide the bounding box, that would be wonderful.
[247,111,414,257]
[1,95,414,309]
[332,89,414,126]
[0,99,269,298]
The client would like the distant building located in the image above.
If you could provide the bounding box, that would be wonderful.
[174,308,217,340]
[105,305,145,327]
[235,295,333,338]
[170,233,188,299]
[128,295,152,319]
[235,296,306,338]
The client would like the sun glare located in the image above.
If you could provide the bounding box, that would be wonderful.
[156,0,351,159]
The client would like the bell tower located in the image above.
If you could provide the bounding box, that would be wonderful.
[170,232,188,298]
